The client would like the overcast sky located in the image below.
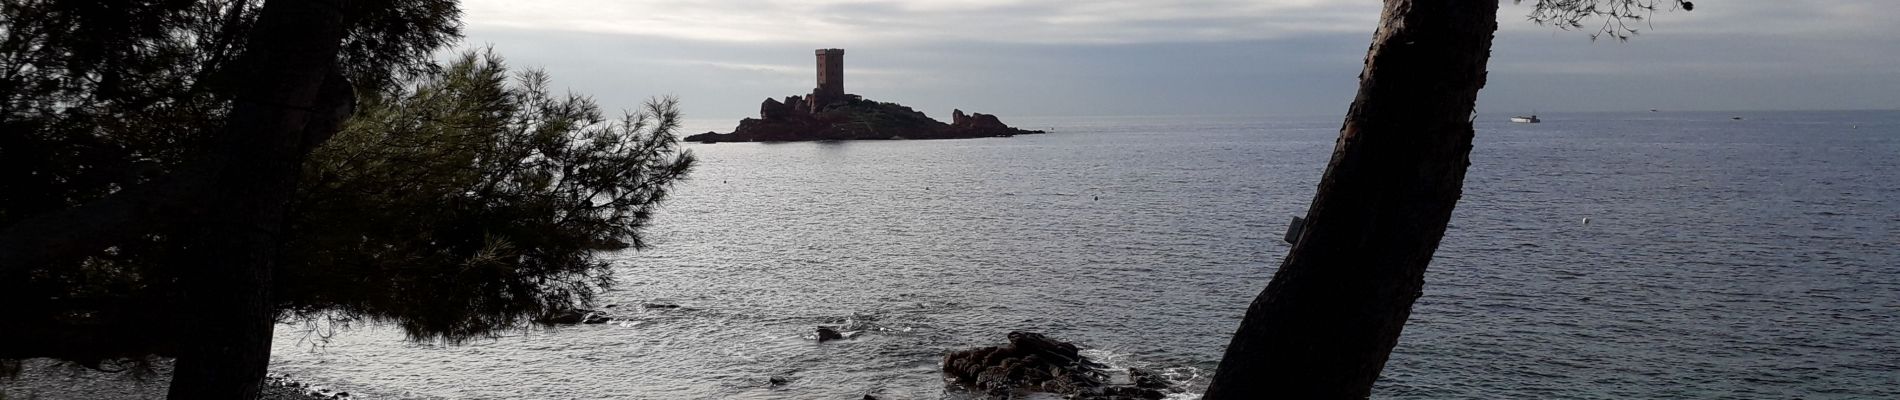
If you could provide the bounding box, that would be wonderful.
[456,0,1900,121]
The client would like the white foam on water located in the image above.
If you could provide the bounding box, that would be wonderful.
[1078,348,1206,399]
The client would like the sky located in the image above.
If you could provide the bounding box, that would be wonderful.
[454,0,1900,122]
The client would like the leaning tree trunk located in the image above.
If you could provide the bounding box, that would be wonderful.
[165,0,352,398]
[1202,0,1498,398]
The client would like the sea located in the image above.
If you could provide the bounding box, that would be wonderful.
[265,110,1900,399]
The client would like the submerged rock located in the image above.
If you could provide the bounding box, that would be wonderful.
[538,308,611,325]
[537,309,588,325]
[767,375,795,386]
[943,331,1175,400]
[1128,367,1173,390]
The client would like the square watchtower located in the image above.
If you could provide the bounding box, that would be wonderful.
[815,49,844,98]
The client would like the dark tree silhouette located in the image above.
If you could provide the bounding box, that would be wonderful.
[0,0,355,396]
[0,0,460,369]
[1,1,693,398]
[163,1,352,396]
[1201,1,1499,397]
[1204,0,1691,398]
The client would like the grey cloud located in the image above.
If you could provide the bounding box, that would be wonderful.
[463,0,1381,44]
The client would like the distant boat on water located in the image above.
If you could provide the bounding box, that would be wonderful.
[1510,114,1541,123]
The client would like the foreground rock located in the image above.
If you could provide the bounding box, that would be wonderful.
[684,95,1043,143]
[943,332,1178,400]
[266,373,357,399]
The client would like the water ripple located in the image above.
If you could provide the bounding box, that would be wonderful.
[269,111,1900,399]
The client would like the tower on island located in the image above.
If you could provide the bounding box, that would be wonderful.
[694,47,1044,143]
[805,48,846,110]
[815,48,844,98]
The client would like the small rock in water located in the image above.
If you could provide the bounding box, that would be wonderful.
[582,313,612,324]
[768,376,792,386]
[816,326,845,342]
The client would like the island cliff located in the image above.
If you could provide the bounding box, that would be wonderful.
[685,49,1043,143]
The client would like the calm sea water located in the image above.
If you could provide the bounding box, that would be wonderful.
[267,110,1900,399]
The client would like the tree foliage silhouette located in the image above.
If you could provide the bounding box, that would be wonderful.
[1,1,694,397]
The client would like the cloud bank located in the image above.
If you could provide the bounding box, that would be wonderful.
[456,0,1900,119]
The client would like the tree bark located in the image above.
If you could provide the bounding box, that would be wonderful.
[1202,0,1498,398]
[162,0,351,399]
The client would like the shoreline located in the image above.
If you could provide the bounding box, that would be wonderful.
[0,358,346,400]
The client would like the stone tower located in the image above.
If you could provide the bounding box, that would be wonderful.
[813,49,844,104]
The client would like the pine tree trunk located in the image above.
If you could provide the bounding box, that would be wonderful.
[1202,0,1498,398]
[165,1,350,398]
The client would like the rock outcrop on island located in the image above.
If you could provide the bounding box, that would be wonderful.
[689,48,1041,143]
[685,95,1043,143]
[943,331,1181,400]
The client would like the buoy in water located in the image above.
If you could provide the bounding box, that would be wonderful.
[1582,217,1591,225]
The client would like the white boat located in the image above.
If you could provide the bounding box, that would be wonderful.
[1510,114,1541,123]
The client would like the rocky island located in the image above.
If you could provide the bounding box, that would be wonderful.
[685,49,1043,143]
